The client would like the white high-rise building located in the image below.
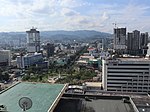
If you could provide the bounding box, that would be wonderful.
[26,28,40,53]
[102,57,150,93]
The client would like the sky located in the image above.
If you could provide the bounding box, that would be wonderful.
[0,0,150,33]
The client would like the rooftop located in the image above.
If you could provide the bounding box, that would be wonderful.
[55,94,135,112]
[26,28,40,33]
[60,92,150,112]
[24,52,42,57]
[77,60,88,64]
[0,82,66,112]
[107,57,150,63]
[85,82,102,87]
[83,99,133,112]
[118,57,150,61]
[87,47,96,51]
[131,95,150,112]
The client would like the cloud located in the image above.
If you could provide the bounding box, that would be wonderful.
[122,4,146,18]
[59,0,82,8]
[61,8,79,16]
[112,3,150,30]
[101,12,110,21]
[0,1,17,16]
[0,0,150,33]
[0,0,101,31]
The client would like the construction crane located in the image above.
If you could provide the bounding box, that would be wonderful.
[112,22,117,28]
[25,26,37,30]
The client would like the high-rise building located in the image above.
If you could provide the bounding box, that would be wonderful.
[26,28,40,53]
[132,30,141,50]
[102,57,150,93]
[141,32,149,55]
[127,32,133,51]
[114,28,126,53]
[0,50,11,66]
[127,30,148,55]
[46,43,55,58]
[141,32,148,48]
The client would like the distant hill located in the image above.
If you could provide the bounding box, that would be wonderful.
[0,30,112,43]
[41,30,112,39]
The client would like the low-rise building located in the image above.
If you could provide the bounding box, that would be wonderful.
[77,55,101,69]
[11,60,17,67]
[17,52,43,69]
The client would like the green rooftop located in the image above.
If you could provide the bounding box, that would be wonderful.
[0,82,66,112]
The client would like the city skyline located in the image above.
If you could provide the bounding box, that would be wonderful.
[0,0,150,33]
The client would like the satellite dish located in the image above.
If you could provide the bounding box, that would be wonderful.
[19,97,32,111]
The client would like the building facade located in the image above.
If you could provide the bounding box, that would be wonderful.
[127,32,133,51]
[17,53,43,69]
[127,31,148,55]
[132,30,141,50]
[46,43,55,58]
[0,50,11,66]
[114,28,126,53]
[102,58,150,93]
[141,32,148,48]
[26,28,40,53]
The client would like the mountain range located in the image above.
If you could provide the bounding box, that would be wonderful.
[0,30,112,42]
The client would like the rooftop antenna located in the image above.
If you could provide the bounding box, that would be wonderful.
[19,97,32,111]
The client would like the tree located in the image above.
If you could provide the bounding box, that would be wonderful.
[2,71,9,81]
[22,75,30,81]
[12,54,17,60]
[39,75,43,81]
[0,68,3,81]
[26,67,33,75]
